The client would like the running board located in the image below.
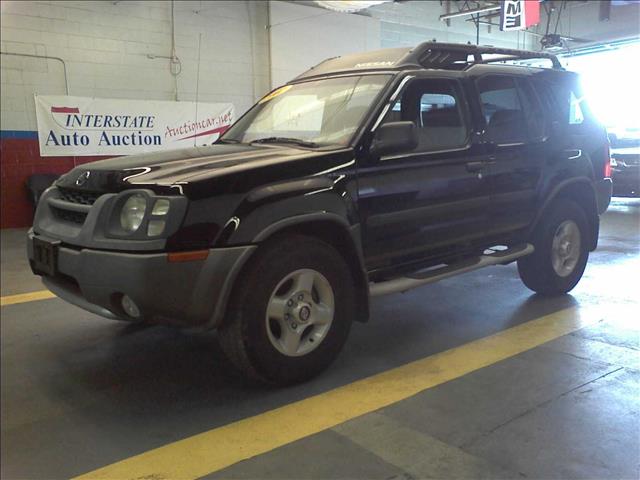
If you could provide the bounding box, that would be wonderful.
[369,243,534,297]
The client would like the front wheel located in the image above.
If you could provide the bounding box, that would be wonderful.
[218,235,355,385]
[518,199,590,295]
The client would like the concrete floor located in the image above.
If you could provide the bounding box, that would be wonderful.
[1,199,639,480]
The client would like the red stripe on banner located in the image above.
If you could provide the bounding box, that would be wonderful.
[51,106,80,113]
[177,125,229,141]
[524,0,540,27]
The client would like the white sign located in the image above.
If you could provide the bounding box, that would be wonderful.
[500,0,540,31]
[35,95,234,156]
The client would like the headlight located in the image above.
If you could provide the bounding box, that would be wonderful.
[120,194,147,232]
[147,199,170,236]
[152,199,170,215]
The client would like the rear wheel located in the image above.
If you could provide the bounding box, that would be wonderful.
[218,235,355,385]
[518,199,590,295]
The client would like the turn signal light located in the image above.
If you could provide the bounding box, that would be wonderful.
[604,143,612,178]
[167,250,209,263]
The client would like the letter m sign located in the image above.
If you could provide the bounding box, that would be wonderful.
[500,0,540,31]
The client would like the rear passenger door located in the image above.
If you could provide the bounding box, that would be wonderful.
[475,74,545,238]
[359,75,490,273]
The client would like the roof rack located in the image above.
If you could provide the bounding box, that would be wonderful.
[294,42,563,82]
[405,42,563,70]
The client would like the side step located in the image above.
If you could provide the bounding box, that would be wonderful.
[369,243,534,297]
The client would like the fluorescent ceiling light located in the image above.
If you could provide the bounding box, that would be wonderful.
[313,1,391,13]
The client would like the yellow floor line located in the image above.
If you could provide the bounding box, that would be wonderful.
[0,290,55,306]
[73,305,603,480]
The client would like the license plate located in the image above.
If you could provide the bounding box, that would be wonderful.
[32,237,60,276]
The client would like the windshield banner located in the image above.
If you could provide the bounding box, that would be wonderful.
[34,95,234,157]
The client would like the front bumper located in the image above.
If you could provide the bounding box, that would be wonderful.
[27,230,255,328]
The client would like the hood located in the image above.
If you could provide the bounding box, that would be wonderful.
[56,143,350,193]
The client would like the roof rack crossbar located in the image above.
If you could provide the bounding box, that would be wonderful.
[410,42,562,69]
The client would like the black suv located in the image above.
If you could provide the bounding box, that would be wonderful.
[28,43,612,385]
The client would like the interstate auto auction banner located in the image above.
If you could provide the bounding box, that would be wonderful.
[35,95,235,156]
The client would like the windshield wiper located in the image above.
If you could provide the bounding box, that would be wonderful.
[251,137,319,148]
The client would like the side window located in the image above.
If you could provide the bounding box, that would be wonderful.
[569,91,585,125]
[530,78,560,120]
[516,78,545,140]
[538,77,590,130]
[382,79,468,152]
[477,75,527,144]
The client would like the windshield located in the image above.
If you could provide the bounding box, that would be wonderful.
[221,75,390,147]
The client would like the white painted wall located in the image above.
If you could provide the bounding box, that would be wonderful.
[2,0,636,134]
[267,0,542,89]
[0,0,270,132]
[268,1,380,88]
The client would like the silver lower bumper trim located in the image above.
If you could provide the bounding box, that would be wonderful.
[42,276,121,320]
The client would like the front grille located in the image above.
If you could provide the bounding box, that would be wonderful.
[51,206,88,224]
[57,187,101,205]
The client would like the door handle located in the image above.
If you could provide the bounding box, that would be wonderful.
[565,149,582,159]
[465,161,484,173]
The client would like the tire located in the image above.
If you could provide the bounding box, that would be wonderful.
[218,234,355,386]
[518,199,590,295]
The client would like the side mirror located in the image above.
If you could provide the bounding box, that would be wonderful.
[370,121,418,157]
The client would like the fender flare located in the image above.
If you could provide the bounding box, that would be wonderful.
[529,176,599,251]
[206,211,371,329]
[254,211,354,242]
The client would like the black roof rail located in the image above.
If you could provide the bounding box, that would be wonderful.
[404,42,562,69]
[293,42,563,82]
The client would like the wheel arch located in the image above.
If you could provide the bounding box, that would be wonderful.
[532,177,599,251]
[252,214,370,324]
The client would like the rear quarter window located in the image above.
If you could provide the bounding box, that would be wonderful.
[532,75,593,131]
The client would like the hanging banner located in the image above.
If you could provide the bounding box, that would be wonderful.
[500,0,541,31]
[35,95,235,157]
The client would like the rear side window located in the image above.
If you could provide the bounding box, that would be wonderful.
[530,78,558,117]
[477,75,527,144]
[533,75,592,130]
[382,78,469,153]
[516,78,545,139]
[569,91,585,125]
